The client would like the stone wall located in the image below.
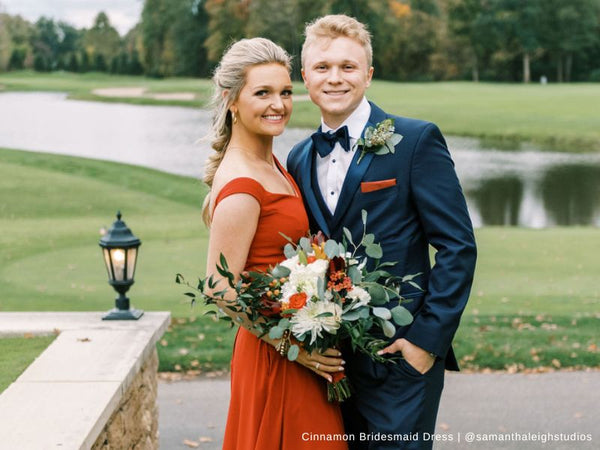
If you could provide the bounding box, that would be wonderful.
[92,349,159,450]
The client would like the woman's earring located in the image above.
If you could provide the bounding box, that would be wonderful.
[232,111,237,124]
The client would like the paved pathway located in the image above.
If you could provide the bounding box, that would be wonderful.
[158,370,599,449]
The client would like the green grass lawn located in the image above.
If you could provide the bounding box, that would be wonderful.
[0,70,216,108]
[0,148,598,373]
[1,71,599,151]
[0,335,56,393]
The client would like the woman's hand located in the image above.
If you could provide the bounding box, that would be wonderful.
[295,347,345,382]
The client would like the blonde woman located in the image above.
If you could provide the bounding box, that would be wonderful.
[203,38,347,450]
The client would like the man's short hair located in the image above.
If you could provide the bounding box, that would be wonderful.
[302,14,373,69]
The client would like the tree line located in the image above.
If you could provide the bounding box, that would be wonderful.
[1,0,599,82]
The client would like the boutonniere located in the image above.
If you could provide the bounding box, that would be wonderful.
[355,118,403,164]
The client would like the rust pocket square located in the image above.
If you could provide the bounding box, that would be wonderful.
[360,178,397,193]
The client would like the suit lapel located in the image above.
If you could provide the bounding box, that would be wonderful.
[330,103,388,231]
[297,139,331,236]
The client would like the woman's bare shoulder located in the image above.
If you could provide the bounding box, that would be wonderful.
[211,156,263,194]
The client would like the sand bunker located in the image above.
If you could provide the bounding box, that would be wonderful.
[93,87,147,97]
[152,92,196,100]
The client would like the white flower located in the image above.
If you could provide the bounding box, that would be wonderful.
[346,286,371,309]
[290,301,342,344]
[279,256,329,303]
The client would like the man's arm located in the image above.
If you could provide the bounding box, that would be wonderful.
[405,122,477,358]
[380,123,477,372]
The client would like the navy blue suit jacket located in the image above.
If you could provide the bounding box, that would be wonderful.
[287,102,477,371]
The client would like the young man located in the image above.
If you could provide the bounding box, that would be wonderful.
[287,15,477,450]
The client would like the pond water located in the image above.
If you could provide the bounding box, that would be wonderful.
[1,92,599,228]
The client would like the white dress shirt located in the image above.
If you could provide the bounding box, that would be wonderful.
[316,97,371,215]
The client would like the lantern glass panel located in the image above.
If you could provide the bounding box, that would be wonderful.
[127,247,138,280]
[110,248,126,281]
[103,248,114,281]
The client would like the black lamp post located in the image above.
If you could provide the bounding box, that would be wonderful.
[99,211,143,320]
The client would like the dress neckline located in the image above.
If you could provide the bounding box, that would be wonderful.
[271,157,300,198]
[215,157,299,200]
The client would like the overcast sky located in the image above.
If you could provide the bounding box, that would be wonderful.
[0,0,144,35]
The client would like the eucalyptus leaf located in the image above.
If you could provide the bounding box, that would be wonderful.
[366,243,383,259]
[375,147,389,155]
[283,243,296,259]
[271,264,291,279]
[367,284,387,305]
[343,227,354,246]
[317,276,325,299]
[363,234,375,245]
[342,310,362,321]
[361,209,368,224]
[278,318,290,329]
[348,265,362,284]
[268,326,284,340]
[389,134,403,146]
[299,237,311,253]
[359,307,371,319]
[379,319,396,338]
[373,307,392,320]
[338,243,346,256]
[324,239,339,258]
[287,344,300,361]
[391,305,414,326]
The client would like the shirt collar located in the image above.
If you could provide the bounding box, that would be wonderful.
[321,97,371,140]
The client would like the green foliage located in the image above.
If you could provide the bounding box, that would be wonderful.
[204,0,250,63]
[8,47,26,70]
[2,1,600,81]
[0,336,56,393]
[171,0,213,77]
[83,12,121,74]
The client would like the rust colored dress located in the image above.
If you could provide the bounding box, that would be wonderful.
[214,159,347,450]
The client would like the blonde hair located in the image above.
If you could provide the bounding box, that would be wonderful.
[201,38,291,225]
[302,14,372,68]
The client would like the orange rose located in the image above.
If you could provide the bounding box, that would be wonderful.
[288,292,308,310]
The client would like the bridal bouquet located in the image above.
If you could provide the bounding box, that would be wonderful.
[177,211,419,402]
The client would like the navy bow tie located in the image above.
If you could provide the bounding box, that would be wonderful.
[311,126,351,158]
